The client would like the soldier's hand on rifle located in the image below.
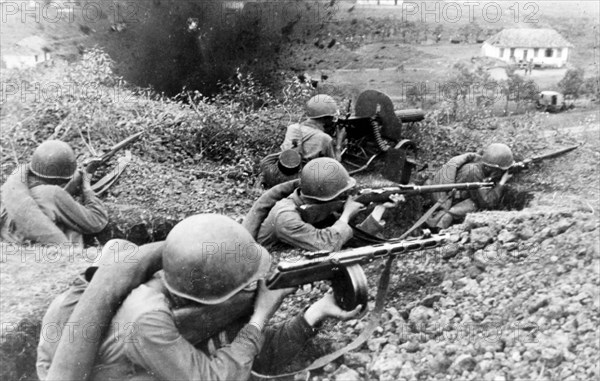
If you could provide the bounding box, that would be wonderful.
[499,171,513,186]
[81,169,94,192]
[303,289,363,327]
[249,280,295,330]
[383,194,405,208]
[371,194,404,222]
[340,197,365,223]
[84,157,104,174]
[63,169,83,196]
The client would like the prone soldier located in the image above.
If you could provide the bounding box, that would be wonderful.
[255,158,402,252]
[260,95,344,188]
[426,143,514,229]
[0,140,108,246]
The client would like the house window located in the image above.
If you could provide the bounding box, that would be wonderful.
[500,48,505,58]
[556,48,562,58]
[534,48,539,57]
[510,48,515,58]
[545,48,553,57]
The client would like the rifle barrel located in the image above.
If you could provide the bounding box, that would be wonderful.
[360,182,494,196]
[529,144,580,162]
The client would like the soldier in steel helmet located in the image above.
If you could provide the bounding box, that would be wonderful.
[259,95,345,188]
[256,158,402,252]
[37,214,361,380]
[0,140,108,245]
[426,143,514,229]
[281,94,342,161]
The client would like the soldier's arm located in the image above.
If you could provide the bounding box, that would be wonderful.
[274,209,353,252]
[52,187,109,234]
[126,309,264,381]
[252,313,317,374]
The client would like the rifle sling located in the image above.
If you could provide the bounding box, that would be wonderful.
[251,193,451,379]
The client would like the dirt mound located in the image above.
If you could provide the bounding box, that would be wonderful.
[278,204,599,380]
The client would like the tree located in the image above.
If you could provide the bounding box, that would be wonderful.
[558,68,585,99]
[503,68,538,114]
[582,76,600,100]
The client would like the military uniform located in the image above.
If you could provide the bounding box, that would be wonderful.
[427,147,510,228]
[0,172,108,245]
[280,119,337,161]
[257,189,384,252]
[37,273,316,381]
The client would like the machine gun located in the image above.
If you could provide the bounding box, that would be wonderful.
[336,90,419,184]
[507,144,580,174]
[299,182,494,225]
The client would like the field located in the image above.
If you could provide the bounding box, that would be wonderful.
[1,1,599,381]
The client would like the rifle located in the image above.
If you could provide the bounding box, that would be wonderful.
[508,144,579,174]
[65,131,144,196]
[299,182,494,225]
[266,233,448,311]
[83,130,144,173]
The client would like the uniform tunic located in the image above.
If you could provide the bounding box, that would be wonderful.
[280,119,336,161]
[37,275,317,381]
[0,182,108,244]
[426,155,505,228]
[30,185,108,235]
[257,190,385,252]
[455,162,504,209]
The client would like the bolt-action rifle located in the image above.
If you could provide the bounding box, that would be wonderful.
[507,144,580,174]
[299,182,494,225]
[64,131,144,196]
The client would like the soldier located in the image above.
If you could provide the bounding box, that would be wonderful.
[36,214,361,380]
[426,143,514,229]
[260,94,343,188]
[0,140,108,245]
[256,158,401,252]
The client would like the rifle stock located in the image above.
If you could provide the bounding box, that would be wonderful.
[298,182,494,225]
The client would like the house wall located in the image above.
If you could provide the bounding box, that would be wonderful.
[481,43,569,68]
[1,51,50,69]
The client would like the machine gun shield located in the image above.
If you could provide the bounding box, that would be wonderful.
[353,90,402,140]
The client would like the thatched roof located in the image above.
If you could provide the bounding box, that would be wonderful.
[484,28,573,48]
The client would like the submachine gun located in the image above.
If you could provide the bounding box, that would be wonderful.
[299,181,494,225]
[266,232,448,311]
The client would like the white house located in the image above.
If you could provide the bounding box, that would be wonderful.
[1,36,51,69]
[481,28,573,68]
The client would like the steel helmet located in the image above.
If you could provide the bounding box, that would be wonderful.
[162,214,271,305]
[306,95,338,119]
[29,140,77,180]
[300,158,356,202]
[482,143,514,170]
